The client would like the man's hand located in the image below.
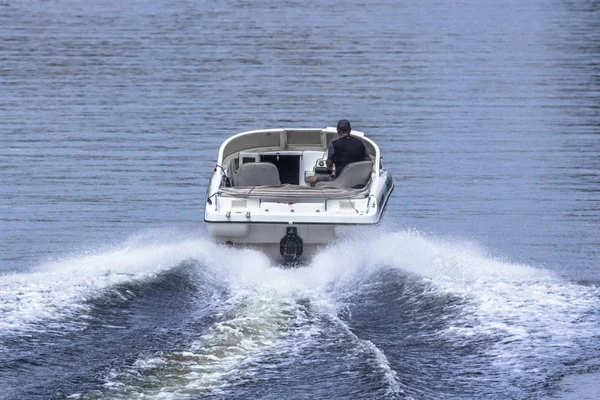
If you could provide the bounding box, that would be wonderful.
[326,159,333,171]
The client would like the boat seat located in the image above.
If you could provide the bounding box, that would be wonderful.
[315,160,373,189]
[235,162,281,187]
[228,157,240,186]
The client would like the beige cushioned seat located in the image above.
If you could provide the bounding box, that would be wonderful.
[315,161,373,189]
[235,162,281,187]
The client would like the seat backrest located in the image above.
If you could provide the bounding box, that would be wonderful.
[235,162,281,187]
[315,160,373,189]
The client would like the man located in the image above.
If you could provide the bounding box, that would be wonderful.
[310,119,370,186]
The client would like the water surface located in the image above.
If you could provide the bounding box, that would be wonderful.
[1,0,599,399]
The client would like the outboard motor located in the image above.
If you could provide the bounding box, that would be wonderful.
[280,227,303,264]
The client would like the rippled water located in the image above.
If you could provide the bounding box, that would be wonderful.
[1,0,599,399]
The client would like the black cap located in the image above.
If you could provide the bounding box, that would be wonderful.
[337,119,351,132]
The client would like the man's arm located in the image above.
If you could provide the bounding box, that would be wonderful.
[326,143,335,172]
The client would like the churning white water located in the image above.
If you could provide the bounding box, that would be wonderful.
[2,230,596,398]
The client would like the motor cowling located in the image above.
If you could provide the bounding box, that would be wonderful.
[280,227,303,263]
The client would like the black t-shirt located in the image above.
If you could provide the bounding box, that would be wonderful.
[328,136,368,176]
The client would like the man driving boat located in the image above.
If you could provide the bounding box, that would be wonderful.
[310,119,370,186]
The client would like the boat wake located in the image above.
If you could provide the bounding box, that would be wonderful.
[1,230,598,399]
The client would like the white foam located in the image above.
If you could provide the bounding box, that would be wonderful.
[4,228,598,398]
[309,230,600,381]
[98,233,417,398]
[324,312,406,396]
[0,234,229,334]
[103,273,320,398]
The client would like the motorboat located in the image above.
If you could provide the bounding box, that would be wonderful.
[204,127,394,263]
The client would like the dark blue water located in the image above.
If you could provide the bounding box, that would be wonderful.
[1,0,599,399]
